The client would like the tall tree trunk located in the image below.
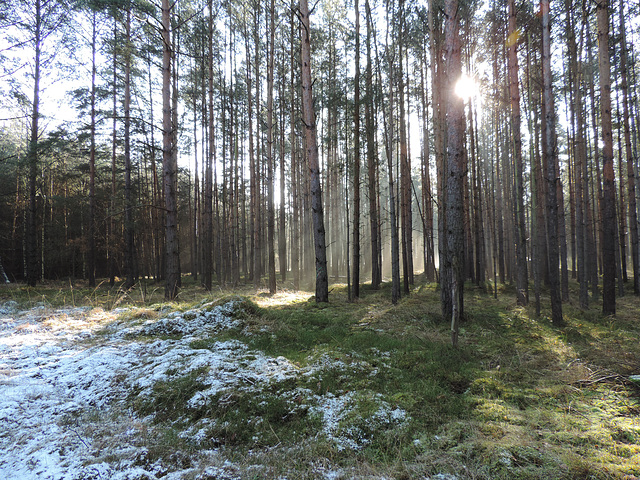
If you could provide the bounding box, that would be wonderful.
[526,34,543,314]
[252,5,262,288]
[432,0,448,300]
[598,0,616,314]
[163,0,179,300]
[300,0,328,302]
[385,115,401,304]
[420,48,436,282]
[443,0,465,346]
[365,0,380,289]
[172,25,181,287]
[203,0,214,291]
[383,4,401,304]
[267,0,276,294]
[148,50,163,282]
[507,0,528,306]
[124,8,135,290]
[109,21,118,287]
[619,0,639,295]
[191,58,199,281]
[290,2,300,289]
[352,0,361,299]
[565,0,589,308]
[26,0,42,287]
[541,0,564,326]
[279,44,288,283]
[88,9,97,287]
[398,0,413,295]
[587,18,602,299]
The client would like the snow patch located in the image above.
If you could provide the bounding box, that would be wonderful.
[0,299,409,478]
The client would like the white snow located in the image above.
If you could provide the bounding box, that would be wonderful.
[0,299,408,479]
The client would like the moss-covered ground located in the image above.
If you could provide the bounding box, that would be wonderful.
[2,277,639,479]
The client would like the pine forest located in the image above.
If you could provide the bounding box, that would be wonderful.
[4,1,640,478]
[2,0,640,335]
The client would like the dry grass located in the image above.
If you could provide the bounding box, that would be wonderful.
[3,277,640,479]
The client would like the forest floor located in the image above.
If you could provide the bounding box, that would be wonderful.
[0,278,639,480]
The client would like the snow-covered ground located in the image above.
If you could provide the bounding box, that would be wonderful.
[0,299,409,480]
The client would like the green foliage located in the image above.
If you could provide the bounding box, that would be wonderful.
[131,366,210,423]
[8,280,640,478]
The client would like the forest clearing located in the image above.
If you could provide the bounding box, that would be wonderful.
[1,279,639,479]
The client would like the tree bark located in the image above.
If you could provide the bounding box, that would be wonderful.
[279,44,288,283]
[352,0,361,299]
[109,20,118,287]
[507,0,528,306]
[618,0,639,295]
[290,2,300,289]
[26,0,42,287]
[398,0,412,295]
[420,48,436,282]
[267,0,277,294]
[541,0,564,325]
[443,0,465,346]
[124,8,136,290]
[382,3,401,304]
[564,0,589,308]
[300,0,329,302]
[88,9,97,287]
[203,0,214,291]
[598,0,616,315]
[365,0,380,289]
[163,0,179,300]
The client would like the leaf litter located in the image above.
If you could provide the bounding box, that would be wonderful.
[0,299,409,479]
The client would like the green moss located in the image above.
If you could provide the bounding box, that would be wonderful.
[130,366,210,422]
[196,387,321,447]
[13,277,640,478]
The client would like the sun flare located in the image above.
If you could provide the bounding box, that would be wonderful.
[455,73,481,101]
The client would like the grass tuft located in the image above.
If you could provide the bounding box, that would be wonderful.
[10,277,640,478]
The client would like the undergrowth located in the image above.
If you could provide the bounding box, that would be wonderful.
[3,277,640,479]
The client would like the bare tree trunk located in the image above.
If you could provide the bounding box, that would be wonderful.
[365,0,380,289]
[88,9,97,287]
[432,0,448,301]
[525,35,543,315]
[385,118,401,304]
[172,25,181,287]
[382,3,401,304]
[267,0,276,294]
[598,0,616,315]
[619,0,639,295]
[252,6,262,288]
[279,45,288,283]
[26,0,42,287]
[191,58,199,281]
[163,0,179,300]
[541,0,564,326]
[564,0,589,308]
[420,48,436,282]
[443,0,465,346]
[352,0,361,299]
[109,21,118,287]
[147,50,163,283]
[587,18,602,299]
[124,8,136,290]
[300,0,328,302]
[398,0,412,295]
[203,0,214,291]
[290,2,300,289]
[508,0,528,306]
